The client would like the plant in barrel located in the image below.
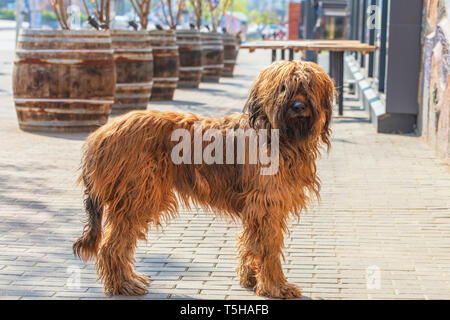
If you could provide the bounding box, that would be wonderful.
[144,1,181,100]
[159,0,186,29]
[215,0,238,77]
[189,0,204,30]
[12,0,115,132]
[52,0,72,29]
[129,0,152,30]
[158,0,203,88]
[80,0,111,30]
[197,0,225,82]
[99,0,154,114]
[205,0,220,32]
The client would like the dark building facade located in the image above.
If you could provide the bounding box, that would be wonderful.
[347,0,450,161]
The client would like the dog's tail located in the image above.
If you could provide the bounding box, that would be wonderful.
[73,173,103,263]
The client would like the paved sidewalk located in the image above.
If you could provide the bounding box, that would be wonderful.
[0,49,449,300]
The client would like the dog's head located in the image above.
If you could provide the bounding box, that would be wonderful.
[243,60,334,148]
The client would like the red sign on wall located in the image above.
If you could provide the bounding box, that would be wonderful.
[288,2,302,40]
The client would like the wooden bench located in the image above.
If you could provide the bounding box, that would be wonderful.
[240,40,377,116]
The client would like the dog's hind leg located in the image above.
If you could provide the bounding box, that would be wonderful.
[73,188,103,262]
[96,199,151,296]
[238,212,301,299]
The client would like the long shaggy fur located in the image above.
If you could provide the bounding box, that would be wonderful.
[73,60,335,298]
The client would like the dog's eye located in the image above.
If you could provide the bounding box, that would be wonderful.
[291,101,306,112]
[280,84,286,92]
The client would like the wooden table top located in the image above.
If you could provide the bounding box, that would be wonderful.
[240,40,377,53]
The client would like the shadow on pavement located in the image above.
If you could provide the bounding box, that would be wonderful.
[20,130,90,141]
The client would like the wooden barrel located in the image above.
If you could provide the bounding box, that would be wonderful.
[111,30,153,114]
[221,33,237,77]
[200,32,224,83]
[176,30,202,88]
[12,29,115,133]
[149,30,179,101]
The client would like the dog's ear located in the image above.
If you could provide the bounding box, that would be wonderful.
[243,88,271,130]
[319,72,335,150]
[243,93,261,129]
[304,62,335,149]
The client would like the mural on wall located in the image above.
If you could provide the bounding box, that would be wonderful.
[429,43,444,146]
[419,0,450,160]
[438,75,450,157]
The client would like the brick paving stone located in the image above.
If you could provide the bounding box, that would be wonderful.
[0,40,449,300]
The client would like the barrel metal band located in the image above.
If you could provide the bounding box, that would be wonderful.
[19,120,108,127]
[15,106,108,114]
[176,41,202,46]
[43,59,83,64]
[176,34,201,38]
[116,81,154,88]
[201,46,224,50]
[152,46,179,50]
[15,98,114,104]
[153,77,179,81]
[114,48,153,53]
[203,64,224,69]
[16,49,114,54]
[179,66,203,71]
[114,93,152,99]
[112,38,152,42]
[19,37,112,43]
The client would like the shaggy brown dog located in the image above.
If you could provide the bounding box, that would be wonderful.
[73,60,334,299]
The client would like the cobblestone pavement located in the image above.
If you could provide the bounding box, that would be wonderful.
[0,46,449,300]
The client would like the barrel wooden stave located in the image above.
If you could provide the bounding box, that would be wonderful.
[14,101,110,133]
[111,30,153,114]
[13,29,115,133]
[201,32,224,83]
[222,33,237,77]
[149,30,179,101]
[176,30,203,88]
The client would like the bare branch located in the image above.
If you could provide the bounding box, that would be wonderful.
[81,0,112,29]
[190,0,203,30]
[175,0,185,26]
[219,0,231,27]
[159,0,185,30]
[51,0,70,29]
[130,0,152,30]
[205,0,222,32]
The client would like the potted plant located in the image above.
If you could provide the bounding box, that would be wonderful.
[80,1,153,114]
[145,0,182,100]
[199,0,224,82]
[218,0,238,77]
[162,0,203,88]
[159,0,202,88]
[12,0,115,132]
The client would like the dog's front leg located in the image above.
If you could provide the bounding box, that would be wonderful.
[237,210,301,299]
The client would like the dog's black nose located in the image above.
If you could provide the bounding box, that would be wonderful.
[292,101,306,112]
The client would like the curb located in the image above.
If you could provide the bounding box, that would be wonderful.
[345,55,385,118]
[345,55,393,133]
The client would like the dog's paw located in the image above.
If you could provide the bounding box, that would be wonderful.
[105,273,150,296]
[255,282,302,299]
[135,272,150,286]
[236,262,256,288]
[239,275,257,288]
[238,265,257,288]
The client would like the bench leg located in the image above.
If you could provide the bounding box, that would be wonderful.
[330,51,344,116]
